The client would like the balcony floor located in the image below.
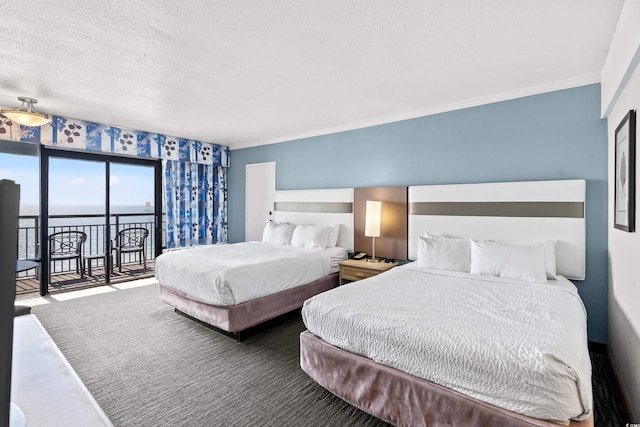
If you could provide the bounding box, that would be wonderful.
[16,260,155,300]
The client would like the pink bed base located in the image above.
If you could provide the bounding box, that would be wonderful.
[158,273,338,334]
[300,330,594,427]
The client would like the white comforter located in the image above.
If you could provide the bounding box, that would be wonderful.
[155,242,346,306]
[302,263,592,423]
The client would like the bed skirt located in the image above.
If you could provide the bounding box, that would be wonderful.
[158,273,338,333]
[299,330,594,427]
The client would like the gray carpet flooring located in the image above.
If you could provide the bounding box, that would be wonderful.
[32,285,388,427]
[31,284,629,426]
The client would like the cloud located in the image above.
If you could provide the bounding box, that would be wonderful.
[110,175,121,185]
[0,168,11,179]
[70,177,87,185]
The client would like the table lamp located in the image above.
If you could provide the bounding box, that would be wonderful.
[365,200,382,262]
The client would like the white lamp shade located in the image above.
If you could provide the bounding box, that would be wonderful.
[1,97,51,127]
[2,110,51,127]
[364,200,381,238]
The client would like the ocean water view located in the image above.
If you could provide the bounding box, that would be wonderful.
[2,152,162,278]
[19,204,155,217]
[17,204,159,262]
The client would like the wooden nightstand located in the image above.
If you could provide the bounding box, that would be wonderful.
[338,259,398,285]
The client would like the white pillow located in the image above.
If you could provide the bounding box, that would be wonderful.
[470,240,547,283]
[417,236,471,272]
[511,240,558,280]
[261,219,296,245]
[426,232,558,280]
[326,224,341,248]
[290,224,332,249]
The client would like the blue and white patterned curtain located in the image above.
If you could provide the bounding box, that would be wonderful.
[0,112,230,249]
[162,139,229,248]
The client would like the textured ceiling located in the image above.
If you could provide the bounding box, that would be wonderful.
[0,1,624,149]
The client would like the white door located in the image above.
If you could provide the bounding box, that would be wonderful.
[245,162,275,241]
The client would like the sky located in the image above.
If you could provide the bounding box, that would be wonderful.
[0,153,155,206]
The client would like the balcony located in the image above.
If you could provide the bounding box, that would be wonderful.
[16,212,164,299]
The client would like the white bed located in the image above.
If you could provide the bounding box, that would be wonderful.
[303,264,591,422]
[156,242,346,306]
[300,180,593,426]
[157,188,354,338]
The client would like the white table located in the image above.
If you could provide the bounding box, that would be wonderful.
[11,315,112,426]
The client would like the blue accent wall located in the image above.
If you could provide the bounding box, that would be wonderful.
[228,84,608,343]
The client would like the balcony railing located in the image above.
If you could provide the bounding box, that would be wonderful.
[17,213,166,279]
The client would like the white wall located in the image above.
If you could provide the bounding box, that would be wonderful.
[602,0,640,419]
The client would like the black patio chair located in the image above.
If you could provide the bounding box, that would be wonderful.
[112,227,149,272]
[48,231,87,284]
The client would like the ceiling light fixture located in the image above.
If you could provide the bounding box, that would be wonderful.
[1,97,51,126]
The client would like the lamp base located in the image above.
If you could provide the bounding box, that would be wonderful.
[367,257,380,263]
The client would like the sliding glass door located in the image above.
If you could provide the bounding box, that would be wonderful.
[109,163,158,279]
[40,147,162,295]
[47,157,106,289]
[0,140,40,297]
